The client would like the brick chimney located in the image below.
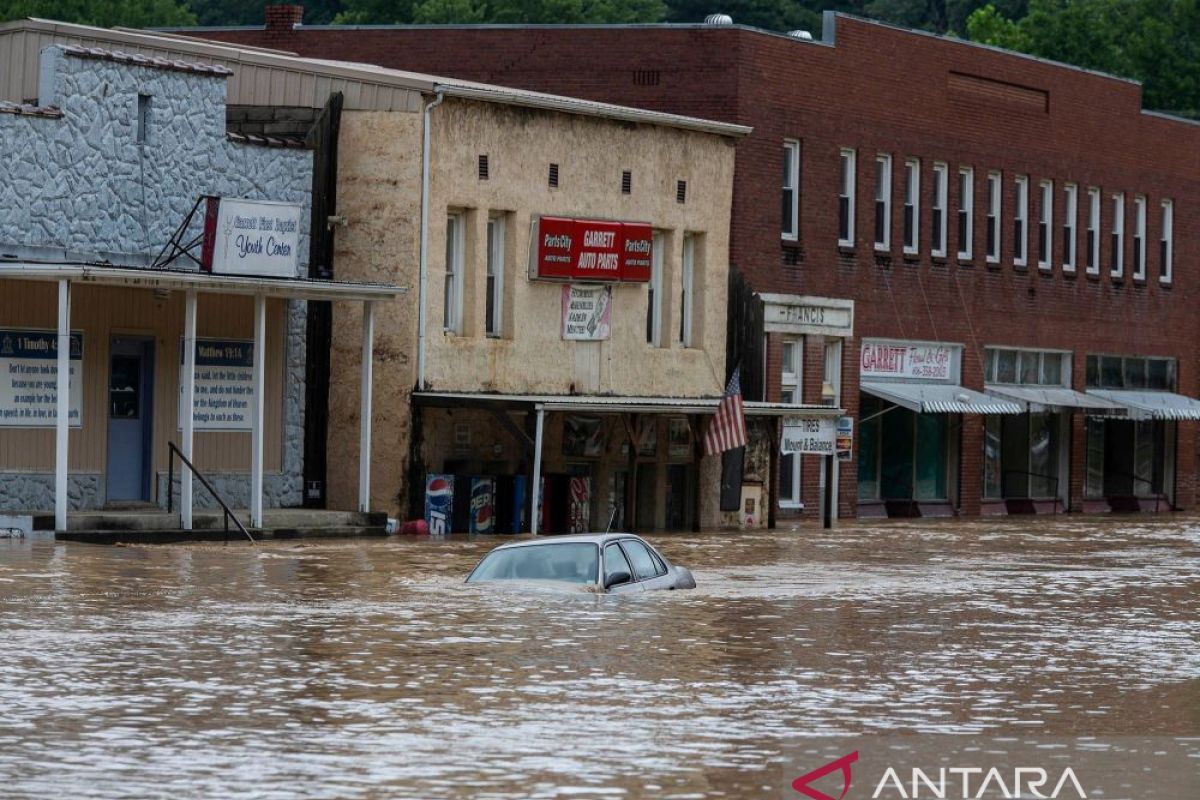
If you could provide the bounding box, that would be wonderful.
[265,4,304,33]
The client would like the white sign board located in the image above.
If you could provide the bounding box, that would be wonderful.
[761,294,855,337]
[178,338,255,431]
[561,284,613,341]
[205,197,302,279]
[781,415,836,456]
[0,329,83,428]
[860,340,956,382]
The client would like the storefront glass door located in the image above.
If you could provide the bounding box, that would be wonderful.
[105,336,154,503]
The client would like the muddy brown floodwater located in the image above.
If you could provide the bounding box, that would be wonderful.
[0,517,1197,799]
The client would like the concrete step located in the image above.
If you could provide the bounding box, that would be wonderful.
[56,525,389,545]
[35,508,388,532]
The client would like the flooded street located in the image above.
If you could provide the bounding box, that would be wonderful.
[0,517,1197,799]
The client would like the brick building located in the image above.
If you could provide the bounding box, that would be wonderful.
[188,7,1200,520]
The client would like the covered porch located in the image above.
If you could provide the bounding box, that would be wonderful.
[0,263,400,533]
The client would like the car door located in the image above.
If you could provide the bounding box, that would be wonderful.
[602,542,642,594]
[620,538,674,591]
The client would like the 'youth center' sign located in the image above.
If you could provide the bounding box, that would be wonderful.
[202,197,302,279]
[178,338,255,431]
[0,329,83,427]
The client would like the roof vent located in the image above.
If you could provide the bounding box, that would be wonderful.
[704,13,733,26]
[788,30,814,41]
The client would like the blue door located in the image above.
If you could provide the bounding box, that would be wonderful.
[106,336,155,503]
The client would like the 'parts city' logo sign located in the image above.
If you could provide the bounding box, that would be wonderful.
[791,750,1089,799]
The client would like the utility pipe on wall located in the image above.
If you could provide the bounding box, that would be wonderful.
[416,91,445,392]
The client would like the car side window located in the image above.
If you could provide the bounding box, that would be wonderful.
[647,547,668,576]
[604,543,633,586]
[620,540,660,581]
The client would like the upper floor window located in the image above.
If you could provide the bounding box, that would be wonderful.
[647,231,664,346]
[1086,187,1101,275]
[485,215,505,337]
[874,154,892,251]
[1037,179,1053,269]
[986,347,1069,387]
[986,171,1001,264]
[838,148,856,247]
[1086,354,1176,391]
[957,167,974,261]
[1014,175,1029,267]
[782,140,800,241]
[444,212,465,334]
[903,158,920,254]
[1161,199,1174,285]
[1062,183,1078,273]
[1133,194,1147,280]
[680,233,696,347]
[1111,192,1125,279]
[931,162,948,257]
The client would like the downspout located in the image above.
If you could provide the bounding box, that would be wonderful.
[417,90,445,391]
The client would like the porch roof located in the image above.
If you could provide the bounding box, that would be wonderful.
[412,391,844,417]
[0,262,403,301]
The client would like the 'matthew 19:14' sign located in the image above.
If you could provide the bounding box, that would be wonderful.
[531,216,653,282]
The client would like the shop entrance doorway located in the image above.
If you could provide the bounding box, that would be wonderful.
[105,335,155,504]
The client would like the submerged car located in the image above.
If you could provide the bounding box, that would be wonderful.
[465,533,697,593]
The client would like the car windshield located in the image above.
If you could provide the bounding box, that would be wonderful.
[467,543,600,585]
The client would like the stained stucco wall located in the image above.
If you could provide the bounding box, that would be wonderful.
[326,98,737,519]
[0,47,313,510]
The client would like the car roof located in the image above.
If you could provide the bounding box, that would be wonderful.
[487,533,641,550]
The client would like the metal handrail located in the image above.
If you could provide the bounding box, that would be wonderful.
[1103,469,1174,513]
[1001,469,1061,514]
[167,441,255,543]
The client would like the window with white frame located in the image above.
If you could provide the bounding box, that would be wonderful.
[1161,199,1174,285]
[680,233,695,346]
[1037,179,1053,269]
[986,347,1069,386]
[932,162,948,257]
[444,212,465,334]
[957,167,974,260]
[1133,194,1147,280]
[485,215,505,337]
[874,154,891,251]
[1063,183,1078,272]
[986,171,1001,263]
[782,140,800,240]
[903,158,920,254]
[838,148,856,247]
[1014,175,1029,266]
[779,338,803,506]
[1086,187,1101,274]
[646,230,664,345]
[1111,192,1125,278]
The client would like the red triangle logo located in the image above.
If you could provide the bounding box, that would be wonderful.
[791,751,859,800]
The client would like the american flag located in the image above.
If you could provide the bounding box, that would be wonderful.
[704,366,747,455]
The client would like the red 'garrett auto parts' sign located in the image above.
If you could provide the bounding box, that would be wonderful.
[533,216,653,282]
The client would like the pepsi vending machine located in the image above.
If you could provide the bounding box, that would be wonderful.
[424,474,454,535]
[469,477,496,534]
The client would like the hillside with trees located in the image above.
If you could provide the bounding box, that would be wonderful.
[1,0,1195,115]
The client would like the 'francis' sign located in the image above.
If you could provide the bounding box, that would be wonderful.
[202,197,302,279]
[532,216,653,282]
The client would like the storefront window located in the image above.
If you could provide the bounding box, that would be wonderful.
[1085,418,1105,498]
[983,416,1002,499]
[914,413,947,500]
[1029,414,1058,498]
[858,395,880,501]
[1087,417,1169,498]
[780,338,802,506]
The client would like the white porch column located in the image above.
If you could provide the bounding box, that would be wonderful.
[54,279,71,532]
[358,300,375,513]
[250,294,266,529]
[530,405,545,535]
[180,290,198,530]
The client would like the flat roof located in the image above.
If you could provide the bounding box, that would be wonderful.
[1,18,750,137]
[0,262,404,301]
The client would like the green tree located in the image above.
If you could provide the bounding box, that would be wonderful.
[967,0,1200,116]
[187,0,347,26]
[0,0,196,26]
[337,0,663,24]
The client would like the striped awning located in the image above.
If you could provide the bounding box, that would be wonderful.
[861,382,1023,415]
[985,385,1128,415]
[1085,389,1200,420]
